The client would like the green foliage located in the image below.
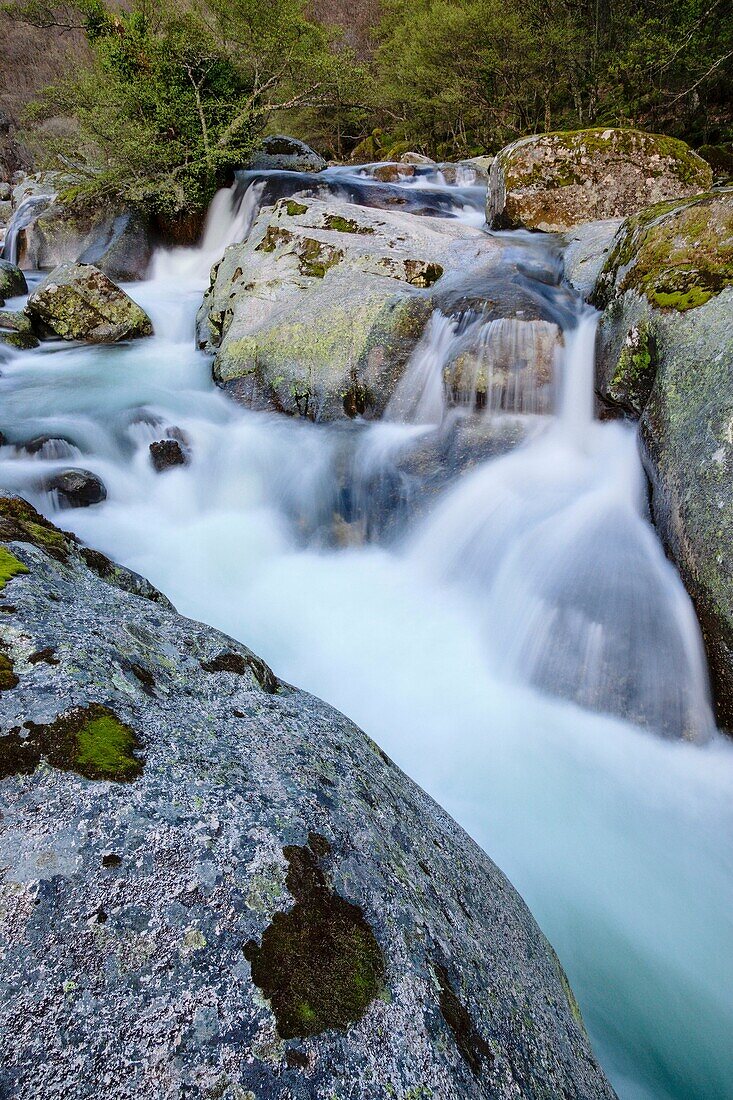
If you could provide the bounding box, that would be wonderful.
[16,0,361,213]
[371,0,733,157]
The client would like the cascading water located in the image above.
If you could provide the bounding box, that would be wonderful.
[1,167,732,1100]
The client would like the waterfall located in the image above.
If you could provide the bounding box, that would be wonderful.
[152,180,264,284]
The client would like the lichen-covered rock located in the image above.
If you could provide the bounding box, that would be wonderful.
[0,495,617,1099]
[197,197,490,421]
[0,258,27,300]
[593,190,733,314]
[26,262,153,343]
[0,309,38,350]
[247,134,327,173]
[24,201,153,280]
[592,190,733,729]
[489,128,713,232]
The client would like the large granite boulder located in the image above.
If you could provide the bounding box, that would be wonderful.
[23,201,153,281]
[26,262,153,343]
[247,135,327,173]
[489,128,713,232]
[0,494,617,1099]
[197,196,490,420]
[592,189,733,729]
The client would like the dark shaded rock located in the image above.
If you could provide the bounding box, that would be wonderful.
[44,468,107,508]
[149,438,187,471]
[22,202,153,281]
[248,135,326,173]
[20,435,77,458]
[0,496,617,1100]
[0,259,27,299]
[26,262,153,343]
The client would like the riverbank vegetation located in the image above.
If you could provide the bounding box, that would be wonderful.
[2,0,731,214]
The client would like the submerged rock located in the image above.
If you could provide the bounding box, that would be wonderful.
[26,262,153,343]
[248,134,327,173]
[198,196,490,420]
[592,189,733,729]
[44,468,107,508]
[0,494,617,1099]
[489,127,713,232]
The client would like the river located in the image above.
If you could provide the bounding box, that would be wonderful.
[1,166,732,1100]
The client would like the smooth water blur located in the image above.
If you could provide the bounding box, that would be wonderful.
[0,169,731,1100]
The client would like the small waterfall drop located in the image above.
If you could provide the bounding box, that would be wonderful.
[153,180,264,283]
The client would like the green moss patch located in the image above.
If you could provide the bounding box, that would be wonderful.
[0,496,73,561]
[323,214,374,235]
[595,192,733,312]
[285,200,308,217]
[297,238,344,279]
[0,546,29,590]
[0,703,144,781]
[244,837,384,1038]
[609,318,658,416]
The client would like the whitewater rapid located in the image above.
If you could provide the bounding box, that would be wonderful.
[1,173,732,1100]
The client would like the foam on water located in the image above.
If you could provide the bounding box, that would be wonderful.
[0,173,731,1100]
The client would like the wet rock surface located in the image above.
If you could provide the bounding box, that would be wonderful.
[489,128,712,232]
[0,494,616,1100]
[44,467,107,508]
[149,438,188,471]
[26,262,153,343]
[593,190,733,728]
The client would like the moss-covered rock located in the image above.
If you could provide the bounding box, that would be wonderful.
[0,259,27,301]
[26,262,153,343]
[489,127,713,232]
[0,496,616,1099]
[22,202,153,281]
[593,190,733,313]
[1,703,144,782]
[0,309,39,350]
[592,190,733,729]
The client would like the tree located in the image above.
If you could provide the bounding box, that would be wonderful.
[8,0,358,213]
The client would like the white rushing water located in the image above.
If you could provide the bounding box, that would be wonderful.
[1,175,732,1099]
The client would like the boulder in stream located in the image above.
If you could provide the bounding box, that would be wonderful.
[23,201,153,281]
[44,467,107,508]
[488,128,713,232]
[0,258,27,301]
[592,188,733,729]
[26,262,153,343]
[197,196,491,420]
[0,494,617,1099]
